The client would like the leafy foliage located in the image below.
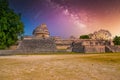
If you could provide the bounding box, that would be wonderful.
[0,0,24,49]
[80,35,90,39]
[113,36,120,45]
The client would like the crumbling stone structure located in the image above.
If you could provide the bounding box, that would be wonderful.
[72,39,106,53]
[72,39,120,53]
[33,24,50,39]
[17,24,56,52]
[1,23,120,54]
[16,24,120,53]
[18,38,57,52]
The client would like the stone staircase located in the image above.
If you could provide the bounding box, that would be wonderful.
[105,45,120,53]
[105,45,115,52]
[18,38,57,52]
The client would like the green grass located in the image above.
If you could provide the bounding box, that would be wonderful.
[15,52,80,55]
[79,53,120,64]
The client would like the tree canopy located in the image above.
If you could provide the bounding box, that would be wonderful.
[113,36,120,45]
[80,35,90,39]
[0,0,24,49]
[89,29,111,40]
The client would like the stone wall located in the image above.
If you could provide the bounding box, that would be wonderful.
[56,44,70,50]
[55,39,73,50]
[72,45,105,53]
[84,46,105,53]
[0,50,23,56]
[72,46,84,53]
[72,40,106,53]
[17,38,57,52]
[72,42,84,53]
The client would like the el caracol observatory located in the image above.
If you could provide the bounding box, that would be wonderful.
[33,24,50,39]
[18,23,57,52]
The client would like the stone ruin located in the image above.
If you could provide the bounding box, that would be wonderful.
[16,23,120,53]
[72,39,120,53]
[33,24,50,39]
[53,36,73,51]
[17,24,57,52]
[1,23,120,55]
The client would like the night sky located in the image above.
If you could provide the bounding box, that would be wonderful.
[9,0,120,38]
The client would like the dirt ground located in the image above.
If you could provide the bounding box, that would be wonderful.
[0,53,120,80]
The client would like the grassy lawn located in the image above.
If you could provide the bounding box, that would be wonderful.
[80,53,120,64]
[0,53,120,80]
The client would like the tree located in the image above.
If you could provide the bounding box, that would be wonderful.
[80,35,90,39]
[89,29,112,40]
[113,36,120,45]
[0,0,24,49]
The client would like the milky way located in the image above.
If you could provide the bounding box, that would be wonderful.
[9,0,120,38]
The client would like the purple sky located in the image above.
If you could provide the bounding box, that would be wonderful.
[9,0,120,38]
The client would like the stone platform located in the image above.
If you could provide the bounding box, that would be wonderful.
[18,38,57,52]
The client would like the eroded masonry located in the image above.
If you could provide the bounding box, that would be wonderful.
[17,23,120,53]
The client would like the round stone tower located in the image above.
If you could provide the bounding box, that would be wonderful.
[33,24,50,39]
